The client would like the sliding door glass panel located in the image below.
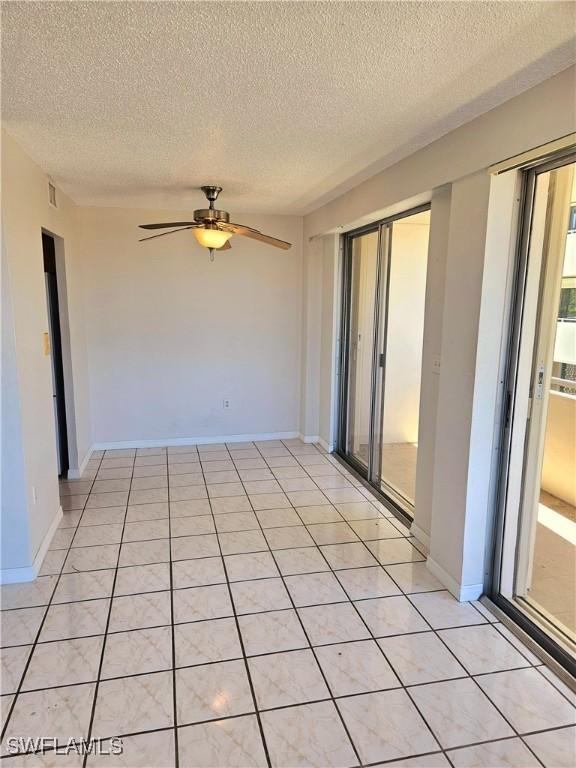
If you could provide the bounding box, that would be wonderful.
[500,157,576,654]
[377,211,430,509]
[517,161,576,642]
[344,231,379,469]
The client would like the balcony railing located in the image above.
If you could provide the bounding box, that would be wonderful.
[550,376,576,396]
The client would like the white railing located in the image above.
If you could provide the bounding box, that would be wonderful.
[550,376,576,396]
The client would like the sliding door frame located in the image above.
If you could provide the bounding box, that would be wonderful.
[337,221,382,481]
[336,203,431,522]
[487,148,576,676]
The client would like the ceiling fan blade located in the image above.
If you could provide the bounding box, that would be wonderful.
[139,226,196,242]
[218,240,232,251]
[223,223,291,250]
[139,222,197,230]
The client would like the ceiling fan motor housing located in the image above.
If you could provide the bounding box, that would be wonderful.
[195,185,229,225]
[193,208,230,224]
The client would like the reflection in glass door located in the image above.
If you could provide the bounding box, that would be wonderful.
[495,153,576,667]
[339,207,430,517]
[377,211,430,508]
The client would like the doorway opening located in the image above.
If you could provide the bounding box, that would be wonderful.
[337,206,430,519]
[492,150,575,673]
[42,231,69,477]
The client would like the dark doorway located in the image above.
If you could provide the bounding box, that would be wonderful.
[42,232,69,477]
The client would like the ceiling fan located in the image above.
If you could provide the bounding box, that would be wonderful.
[139,185,292,260]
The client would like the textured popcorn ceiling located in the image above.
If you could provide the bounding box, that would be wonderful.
[2,1,575,213]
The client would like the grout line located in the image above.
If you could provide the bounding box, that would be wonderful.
[232,443,365,767]
[197,451,273,768]
[8,719,575,766]
[165,447,180,768]
[2,441,571,765]
[1,453,105,746]
[80,452,134,768]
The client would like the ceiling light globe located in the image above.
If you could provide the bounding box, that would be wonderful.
[193,228,232,249]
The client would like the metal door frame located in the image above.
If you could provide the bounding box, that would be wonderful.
[336,203,431,520]
[487,148,576,675]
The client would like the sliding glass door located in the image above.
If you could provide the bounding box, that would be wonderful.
[342,230,380,470]
[494,152,575,669]
[339,207,430,517]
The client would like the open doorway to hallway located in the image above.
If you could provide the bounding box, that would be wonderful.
[42,231,69,478]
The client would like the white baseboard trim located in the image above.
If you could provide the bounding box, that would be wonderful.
[410,523,430,550]
[92,431,300,451]
[426,556,483,602]
[318,437,334,453]
[67,446,94,479]
[0,505,63,585]
[298,435,334,453]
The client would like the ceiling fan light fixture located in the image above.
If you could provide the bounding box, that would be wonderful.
[139,186,292,252]
[193,228,232,249]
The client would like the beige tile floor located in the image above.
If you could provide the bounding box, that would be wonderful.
[1,439,575,767]
[530,494,576,636]
[380,443,418,507]
[357,442,418,507]
[530,521,576,636]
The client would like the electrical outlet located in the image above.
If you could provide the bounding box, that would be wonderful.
[32,486,37,504]
[432,354,441,375]
[222,399,231,410]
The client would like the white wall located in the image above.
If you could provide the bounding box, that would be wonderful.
[304,65,576,598]
[1,130,91,578]
[1,230,31,571]
[318,235,340,449]
[414,187,451,543]
[300,236,323,441]
[77,207,303,445]
[428,170,492,595]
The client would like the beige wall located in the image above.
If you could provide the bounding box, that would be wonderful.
[305,66,576,598]
[318,235,340,449]
[1,130,91,576]
[77,207,304,445]
[542,394,576,506]
[413,186,451,542]
[299,236,323,440]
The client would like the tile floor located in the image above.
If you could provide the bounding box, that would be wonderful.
[357,443,417,508]
[531,508,576,636]
[1,439,575,767]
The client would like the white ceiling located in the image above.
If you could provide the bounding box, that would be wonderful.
[2,1,575,214]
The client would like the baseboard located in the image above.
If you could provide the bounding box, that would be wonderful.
[92,431,300,451]
[410,523,430,550]
[297,434,335,453]
[315,436,334,452]
[0,505,63,585]
[426,556,483,602]
[67,446,93,479]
